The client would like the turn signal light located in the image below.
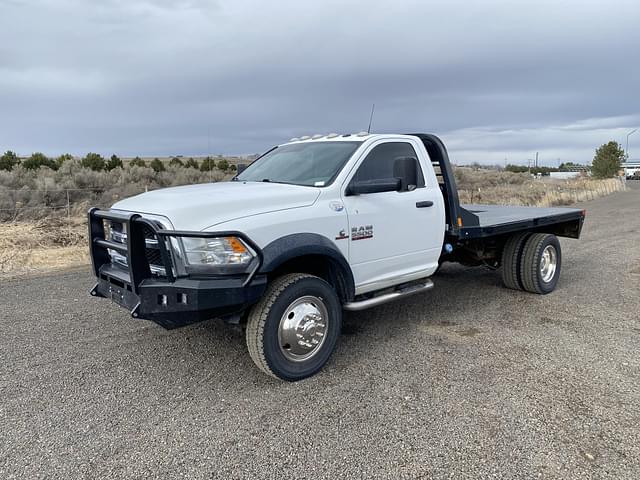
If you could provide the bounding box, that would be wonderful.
[228,237,249,253]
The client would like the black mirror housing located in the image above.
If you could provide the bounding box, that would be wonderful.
[347,178,401,195]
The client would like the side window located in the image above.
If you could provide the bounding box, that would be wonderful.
[352,142,425,191]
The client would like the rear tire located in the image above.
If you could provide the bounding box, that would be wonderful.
[245,273,342,381]
[520,233,562,294]
[501,232,531,290]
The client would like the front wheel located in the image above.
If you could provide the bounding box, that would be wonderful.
[245,273,342,381]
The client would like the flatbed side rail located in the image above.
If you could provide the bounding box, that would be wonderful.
[456,209,586,239]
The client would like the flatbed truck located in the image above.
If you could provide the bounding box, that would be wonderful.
[88,133,585,380]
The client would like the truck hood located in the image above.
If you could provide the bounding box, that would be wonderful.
[111,181,320,230]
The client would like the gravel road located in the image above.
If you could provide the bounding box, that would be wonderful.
[1,185,639,479]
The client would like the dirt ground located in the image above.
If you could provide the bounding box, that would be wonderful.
[1,182,638,479]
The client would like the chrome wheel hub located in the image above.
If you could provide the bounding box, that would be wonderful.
[540,245,557,283]
[278,296,328,362]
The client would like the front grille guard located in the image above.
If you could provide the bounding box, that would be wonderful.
[88,208,263,295]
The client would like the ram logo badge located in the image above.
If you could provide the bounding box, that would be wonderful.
[335,229,349,240]
[329,201,344,212]
[351,225,373,241]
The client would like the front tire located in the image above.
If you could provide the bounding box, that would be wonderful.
[245,273,342,381]
[520,233,562,294]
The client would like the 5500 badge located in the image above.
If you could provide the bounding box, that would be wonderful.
[351,225,373,241]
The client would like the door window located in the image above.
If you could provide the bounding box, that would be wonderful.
[351,142,425,191]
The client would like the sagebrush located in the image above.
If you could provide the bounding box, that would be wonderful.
[0,161,230,221]
[0,162,626,223]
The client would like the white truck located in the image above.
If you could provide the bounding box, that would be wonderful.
[88,133,585,381]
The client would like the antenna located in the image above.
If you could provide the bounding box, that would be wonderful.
[367,103,375,134]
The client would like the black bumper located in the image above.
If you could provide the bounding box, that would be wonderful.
[91,268,267,329]
[88,208,266,329]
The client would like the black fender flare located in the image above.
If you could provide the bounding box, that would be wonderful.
[259,233,355,302]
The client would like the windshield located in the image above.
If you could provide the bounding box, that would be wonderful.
[236,141,362,187]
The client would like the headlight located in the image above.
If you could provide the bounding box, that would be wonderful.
[181,236,255,273]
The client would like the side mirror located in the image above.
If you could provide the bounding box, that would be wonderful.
[346,178,401,195]
[236,163,248,174]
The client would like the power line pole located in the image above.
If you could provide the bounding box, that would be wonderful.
[626,129,637,160]
[208,127,212,182]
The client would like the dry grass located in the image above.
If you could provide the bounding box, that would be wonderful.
[455,168,625,207]
[0,173,626,278]
[0,217,88,278]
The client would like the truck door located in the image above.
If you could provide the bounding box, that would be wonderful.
[341,139,445,294]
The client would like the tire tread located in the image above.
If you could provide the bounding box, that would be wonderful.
[501,232,531,290]
[520,233,552,294]
[245,273,316,379]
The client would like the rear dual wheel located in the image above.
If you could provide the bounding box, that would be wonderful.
[501,233,561,294]
[501,232,531,290]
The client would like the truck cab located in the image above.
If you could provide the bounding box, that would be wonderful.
[89,133,585,380]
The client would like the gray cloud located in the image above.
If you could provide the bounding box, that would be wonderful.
[1,0,639,164]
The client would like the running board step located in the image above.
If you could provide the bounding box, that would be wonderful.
[343,279,434,312]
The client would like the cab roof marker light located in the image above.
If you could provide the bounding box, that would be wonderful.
[289,137,300,142]
[300,135,311,140]
[312,134,323,139]
[326,133,339,138]
[355,131,369,137]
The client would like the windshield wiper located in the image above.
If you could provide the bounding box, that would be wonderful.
[241,178,304,186]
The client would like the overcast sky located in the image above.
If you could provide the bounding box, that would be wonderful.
[1,0,639,165]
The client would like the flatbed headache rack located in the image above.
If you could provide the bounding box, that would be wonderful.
[408,133,586,241]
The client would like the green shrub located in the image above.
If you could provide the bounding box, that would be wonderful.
[23,152,57,170]
[106,154,123,171]
[169,157,184,167]
[200,157,215,172]
[129,156,146,168]
[56,154,73,169]
[0,151,19,171]
[184,158,199,169]
[217,159,229,172]
[81,152,106,171]
[150,158,165,173]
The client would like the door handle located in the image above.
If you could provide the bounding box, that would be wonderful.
[416,201,434,208]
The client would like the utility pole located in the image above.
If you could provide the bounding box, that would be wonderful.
[535,152,539,169]
[626,129,637,160]
[208,127,212,183]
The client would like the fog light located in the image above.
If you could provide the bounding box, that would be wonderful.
[158,294,168,307]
